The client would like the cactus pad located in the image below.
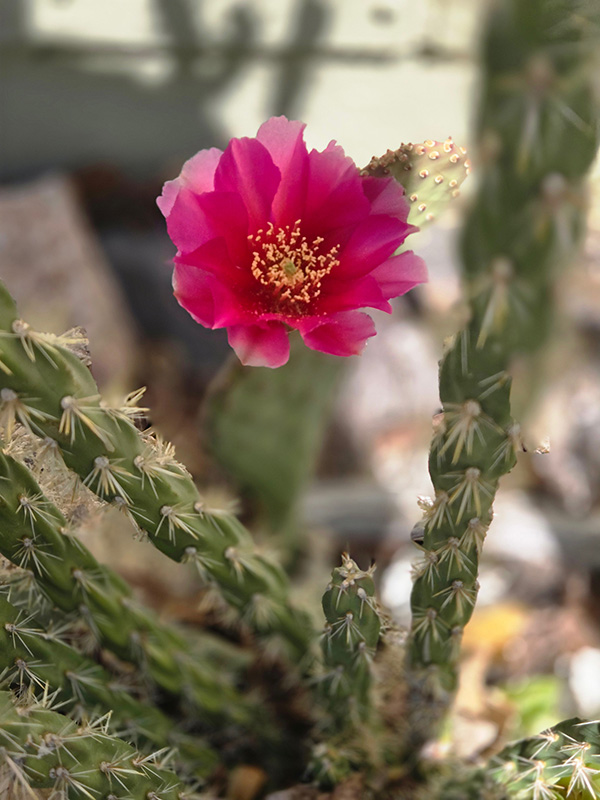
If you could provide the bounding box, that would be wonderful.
[362,138,471,227]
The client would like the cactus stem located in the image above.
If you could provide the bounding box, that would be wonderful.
[421,491,452,530]
[0,388,51,441]
[459,517,489,555]
[436,537,474,577]
[13,536,60,577]
[16,493,57,530]
[2,320,60,366]
[411,607,447,659]
[434,579,478,616]
[58,395,113,450]
[411,547,440,588]
[156,504,200,542]
[438,400,501,463]
[83,456,133,504]
[446,467,495,522]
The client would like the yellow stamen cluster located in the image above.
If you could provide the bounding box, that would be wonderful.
[248,220,339,312]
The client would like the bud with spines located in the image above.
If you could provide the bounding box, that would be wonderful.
[320,554,382,727]
[362,138,470,227]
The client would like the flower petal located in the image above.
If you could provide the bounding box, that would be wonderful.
[173,263,217,328]
[159,117,426,368]
[173,261,250,329]
[299,311,376,357]
[214,137,281,230]
[166,189,249,258]
[174,238,248,289]
[227,322,290,368]
[257,116,309,227]
[303,142,370,236]
[317,274,391,313]
[361,175,411,221]
[157,147,222,217]
[192,191,250,265]
[370,251,428,298]
[165,187,207,254]
[338,215,416,278]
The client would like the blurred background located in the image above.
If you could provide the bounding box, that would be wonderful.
[2,0,600,761]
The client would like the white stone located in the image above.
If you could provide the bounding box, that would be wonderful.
[569,647,600,717]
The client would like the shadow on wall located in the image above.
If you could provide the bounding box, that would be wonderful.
[0,0,333,182]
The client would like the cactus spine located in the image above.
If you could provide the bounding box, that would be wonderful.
[403,0,600,746]
[0,282,313,661]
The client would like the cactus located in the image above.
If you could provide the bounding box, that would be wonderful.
[0,0,597,792]
[308,555,384,785]
[0,449,255,728]
[488,718,600,800]
[401,0,600,749]
[0,689,187,800]
[204,339,344,551]
[319,555,382,729]
[420,720,600,800]
[0,594,219,778]
[422,765,509,800]
[0,280,314,661]
[362,138,470,227]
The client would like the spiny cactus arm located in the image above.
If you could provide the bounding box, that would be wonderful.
[319,555,382,729]
[404,0,600,745]
[408,339,512,692]
[0,281,314,658]
[309,556,383,785]
[0,594,219,777]
[488,718,600,800]
[362,138,470,227]
[0,450,254,726]
[0,690,186,800]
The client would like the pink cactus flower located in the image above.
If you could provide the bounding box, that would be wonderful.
[158,116,426,368]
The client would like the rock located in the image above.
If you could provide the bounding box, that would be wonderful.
[228,765,268,800]
[0,174,136,394]
[569,647,600,717]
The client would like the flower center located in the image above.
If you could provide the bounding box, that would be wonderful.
[248,221,340,313]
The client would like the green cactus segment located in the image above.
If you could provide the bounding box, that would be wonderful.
[0,281,313,658]
[205,338,344,547]
[408,336,513,694]
[423,767,509,800]
[489,718,600,800]
[362,138,470,227]
[309,743,353,790]
[0,595,219,777]
[0,451,252,726]
[320,555,381,728]
[0,689,186,800]
[405,0,600,734]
